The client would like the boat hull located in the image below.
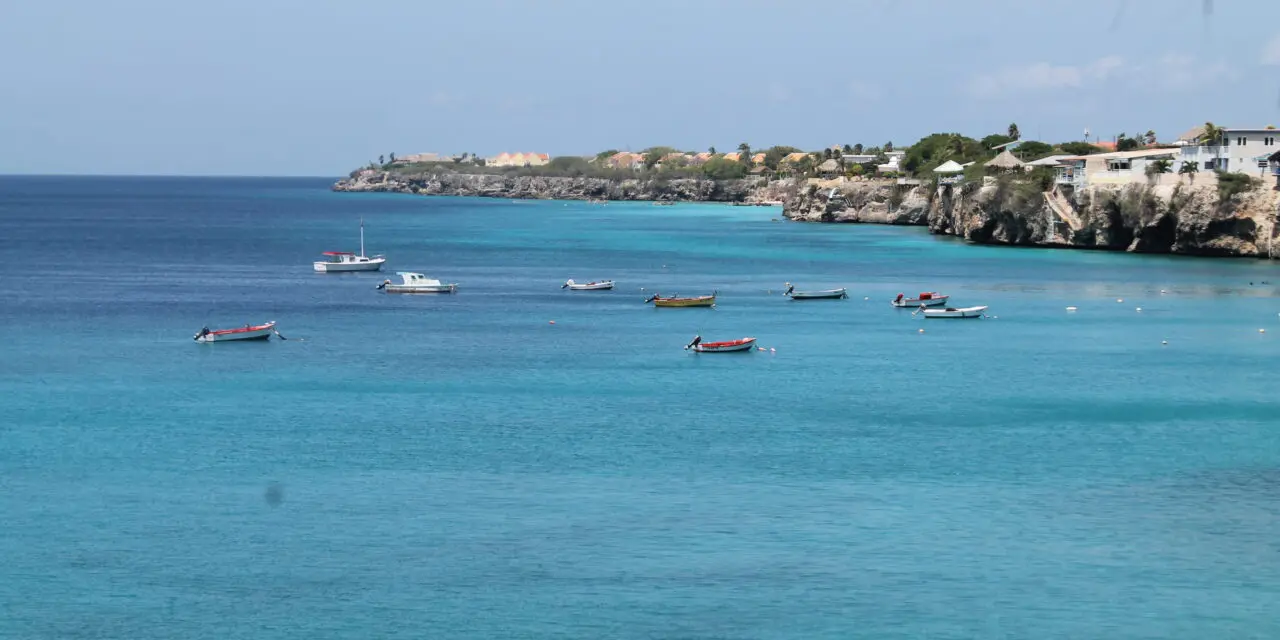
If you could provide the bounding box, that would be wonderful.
[195,322,275,342]
[692,337,757,352]
[653,296,715,307]
[892,295,948,307]
[788,288,847,300]
[314,257,386,273]
[921,306,987,319]
[565,282,614,290]
[383,284,457,294]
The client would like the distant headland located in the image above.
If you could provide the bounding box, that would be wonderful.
[334,122,1280,258]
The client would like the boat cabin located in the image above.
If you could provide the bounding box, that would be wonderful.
[319,251,374,264]
[396,272,442,285]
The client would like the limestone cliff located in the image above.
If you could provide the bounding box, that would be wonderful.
[333,170,788,204]
[784,177,1280,258]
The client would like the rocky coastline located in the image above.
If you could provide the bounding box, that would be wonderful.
[783,178,1280,259]
[333,170,795,204]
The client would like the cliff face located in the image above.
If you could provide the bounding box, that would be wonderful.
[784,177,1280,258]
[783,181,931,224]
[333,170,788,203]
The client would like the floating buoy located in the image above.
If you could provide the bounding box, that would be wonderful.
[1136,307,1142,312]
[1117,298,1124,303]
[918,328,925,333]
[548,320,556,325]
[1160,290,1167,294]
[864,296,869,300]
[1066,306,1078,312]
[1162,340,1168,345]
[1260,328,1267,333]
[770,348,776,352]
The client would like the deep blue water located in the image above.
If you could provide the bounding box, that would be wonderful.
[1,176,1279,639]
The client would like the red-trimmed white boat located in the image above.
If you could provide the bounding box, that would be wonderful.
[313,220,385,272]
[684,336,757,353]
[194,322,277,343]
[892,292,948,308]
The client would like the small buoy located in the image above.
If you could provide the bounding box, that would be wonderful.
[1162,340,1168,345]
[1136,307,1142,312]
[1261,328,1266,333]
[864,296,869,300]
[770,348,776,352]
[918,328,925,333]
[757,347,765,351]
[1066,306,1077,312]
[548,320,556,325]
[1160,290,1167,294]
[1117,298,1124,303]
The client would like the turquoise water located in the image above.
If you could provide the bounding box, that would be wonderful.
[2,176,1279,638]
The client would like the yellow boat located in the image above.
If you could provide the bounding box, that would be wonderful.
[645,292,716,307]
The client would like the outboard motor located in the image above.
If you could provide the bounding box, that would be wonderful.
[685,335,702,350]
[644,294,658,304]
[784,283,794,296]
[376,280,389,290]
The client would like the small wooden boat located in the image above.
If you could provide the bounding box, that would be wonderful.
[917,305,988,319]
[892,292,948,307]
[313,219,385,272]
[377,272,457,293]
[562,279,614,291]
[784,283,847,300]
[685,336,756,353]
[645,292,716,307]
[194,322,276,343]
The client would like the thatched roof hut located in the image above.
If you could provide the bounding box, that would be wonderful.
[985,150,1025,172]
[817,158,841,175]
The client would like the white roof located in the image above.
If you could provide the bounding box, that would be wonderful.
[933,160,964,173]
[1025,155,1074,166]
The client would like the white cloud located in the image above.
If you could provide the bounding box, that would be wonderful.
[968,54,1237,98]
[969,56,1123,96]
[1263,33,1280,65]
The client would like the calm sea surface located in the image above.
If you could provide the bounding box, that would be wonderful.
[1,176,1278,639]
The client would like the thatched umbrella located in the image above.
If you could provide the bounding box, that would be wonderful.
[984,150,1025,173]
[817,158,841,175]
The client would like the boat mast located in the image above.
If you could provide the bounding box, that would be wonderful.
[360,218,365,257]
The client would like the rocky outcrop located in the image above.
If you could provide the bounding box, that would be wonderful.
[783,181,930,224]
[333,170,785,203]
[785,176,1280,258]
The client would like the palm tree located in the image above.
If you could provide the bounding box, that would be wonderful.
[842,144,853,153]
[738,142,751,159]
[853,143,864,154]
[378,154,385,166]
[1143,130,1157,146]
[823,148,833,160]
[1178,159,1200,183]
[884,141,894,152]
[1007,123,1020,140]
[1200,122,1226,170]
[708,146,716,154]
[1145,158,1172,182]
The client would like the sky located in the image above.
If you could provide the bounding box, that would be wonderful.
[2,0,1279,176]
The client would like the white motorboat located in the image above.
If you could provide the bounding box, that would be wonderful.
[917,305,988,319]
[892,292,948,307]
[784,283,847,299]
[377,272,457,294]
[562,279,614,290]
[194,322,277,342]
[313,219,386,272]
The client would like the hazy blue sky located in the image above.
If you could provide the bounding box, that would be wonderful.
[2,0,1279,176]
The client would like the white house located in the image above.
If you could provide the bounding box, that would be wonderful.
[1174,126,1279,177]
[876,150,906,174]
[1053,148,1180,188]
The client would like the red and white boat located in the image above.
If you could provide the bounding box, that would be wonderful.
[313,219,386,272]
[891,292,948,308]
[685,336,757,353]
[194,322,277,343]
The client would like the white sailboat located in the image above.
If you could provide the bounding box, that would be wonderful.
[313,219,386,272]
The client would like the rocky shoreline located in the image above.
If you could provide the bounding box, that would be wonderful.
[334,169,1280,259]
[333,170,795,204]
[783,178,1280,259]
